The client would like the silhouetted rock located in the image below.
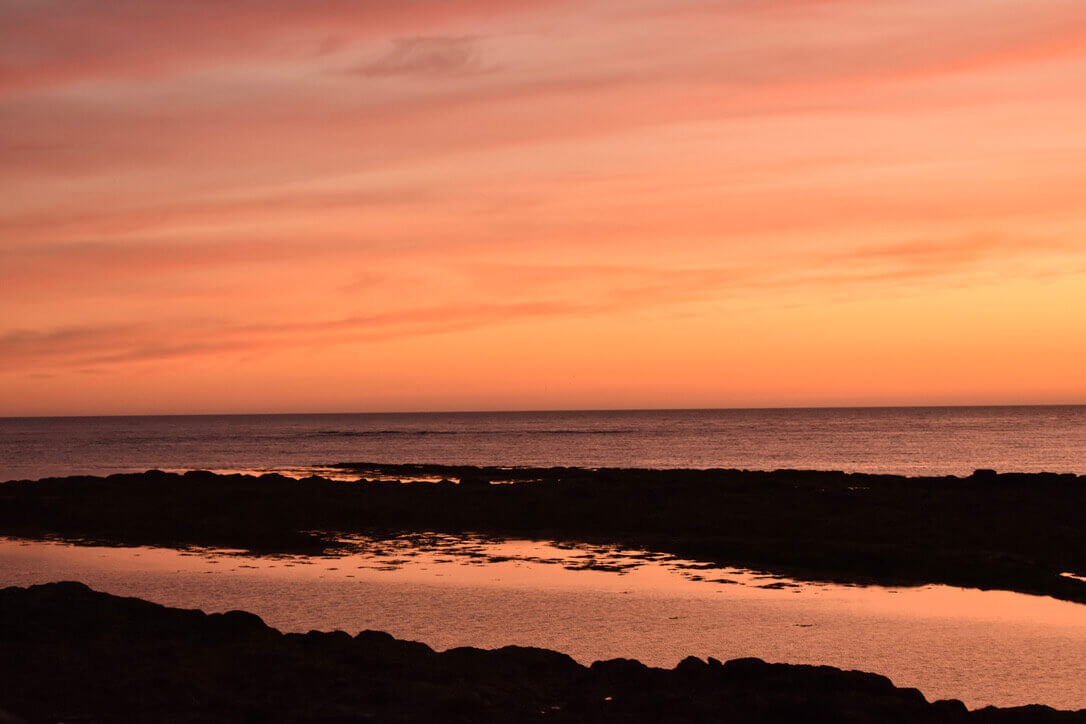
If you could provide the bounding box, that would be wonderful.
[933,699,970,716]
[3,583,1083,724]
[590,658,652,679]
[0,708,26,724]
[2,464,1084,603]
[675,655,711,677]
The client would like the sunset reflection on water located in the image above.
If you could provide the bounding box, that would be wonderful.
[2,535,1083,710]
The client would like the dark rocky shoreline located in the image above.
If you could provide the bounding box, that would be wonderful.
[2,582,1083,724]
[1,465,1083,603]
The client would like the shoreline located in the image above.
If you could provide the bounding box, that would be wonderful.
[2,581,1083,723]
[1,465,1084,604]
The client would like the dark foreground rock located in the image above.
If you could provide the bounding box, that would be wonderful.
[2,582,1082,724]
[1,465,1084,603]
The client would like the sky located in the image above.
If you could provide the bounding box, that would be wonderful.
[3,0,1086,415]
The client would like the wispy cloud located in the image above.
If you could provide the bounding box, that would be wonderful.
[0,0,557,92]
[4,0,1086,409]
[0,239,357,298]
[350,36,488,77]
[5,234,1078,373]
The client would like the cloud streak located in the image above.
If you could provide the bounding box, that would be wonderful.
[0,0,558,92]
[4,0,1086,410]
[4,234,1078,373]
[350,36,487,77]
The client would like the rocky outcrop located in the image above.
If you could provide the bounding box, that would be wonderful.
[1,465,1084,602]
[2,582,1083,724]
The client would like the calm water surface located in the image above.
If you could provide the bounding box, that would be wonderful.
[3,537,1083,711]
[1,406,1084,481]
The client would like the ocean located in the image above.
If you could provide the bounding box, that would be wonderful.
[1,405,1083,482]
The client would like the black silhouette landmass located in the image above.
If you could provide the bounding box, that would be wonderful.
[1,582,1082,724]
[1,465,1084,603]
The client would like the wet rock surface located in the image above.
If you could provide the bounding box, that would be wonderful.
[2,582,1083,724]
[1,465,1084,603]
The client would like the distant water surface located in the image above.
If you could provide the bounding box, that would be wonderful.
[1,406,1083,481]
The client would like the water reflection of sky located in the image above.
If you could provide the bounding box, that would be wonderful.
[1,535,1083,710]
[161,466,534,483]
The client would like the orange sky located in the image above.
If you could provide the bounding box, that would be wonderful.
[3,0,1086,415]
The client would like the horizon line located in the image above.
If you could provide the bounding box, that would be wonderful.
[2,401,1084,420]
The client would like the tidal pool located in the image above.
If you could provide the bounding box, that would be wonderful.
[2,535,1083,710]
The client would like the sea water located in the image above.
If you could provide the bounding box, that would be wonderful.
[1,405,1084,481]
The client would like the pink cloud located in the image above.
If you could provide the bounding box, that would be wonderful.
[3,234,1074,372]
[0,0,561,92]
[4,0,1086,412]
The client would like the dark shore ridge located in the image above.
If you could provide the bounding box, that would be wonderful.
[1,464,1084,603]
[2,582,1083,724]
